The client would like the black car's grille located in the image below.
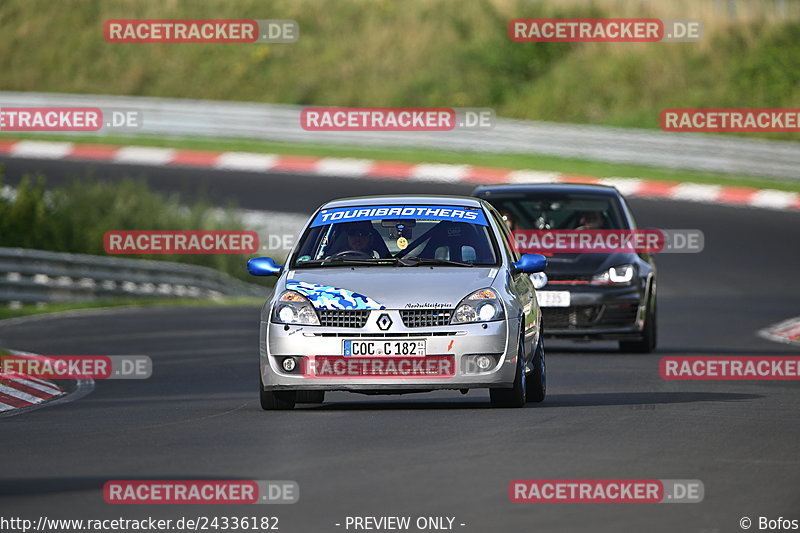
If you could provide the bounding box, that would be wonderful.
[318,310,370,328]
[600,303,639,326]
[542,303,638,330]
[542,306,593,329]
[546,274,593,284]
[400,309,454,328]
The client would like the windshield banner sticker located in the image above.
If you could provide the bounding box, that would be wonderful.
[310,205,488,227]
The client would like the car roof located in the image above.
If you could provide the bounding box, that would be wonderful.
[321,195,486,209]
[473,183,622,198]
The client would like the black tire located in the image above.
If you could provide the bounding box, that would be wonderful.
[526,335,546,403]
[296,390,325,404]
[490,336,526,408]
[260,380,296,410]
[619,293,657,353]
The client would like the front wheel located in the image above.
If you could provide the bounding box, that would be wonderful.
[619,294,657,354]
[525,334,546,403]
[260,379,296,410]
[490,336,526,408]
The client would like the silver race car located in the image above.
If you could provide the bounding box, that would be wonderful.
[248,195,548,409]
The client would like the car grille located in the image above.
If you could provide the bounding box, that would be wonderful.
[400,309,454,328]
[546,274,593,285]
[600,304,639,326]
[317,310,370,328]
[543,303,638,330]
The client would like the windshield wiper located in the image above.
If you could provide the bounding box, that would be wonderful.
[397,257,474,267]
[299,257,396,267]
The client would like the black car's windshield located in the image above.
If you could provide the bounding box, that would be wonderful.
[487,194,627,231]
[292,205,498,268]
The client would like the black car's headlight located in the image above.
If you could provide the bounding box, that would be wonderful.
[591,264,635,285]
[451,288,505,324]
[272,290,320,325]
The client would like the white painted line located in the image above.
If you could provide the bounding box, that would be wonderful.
[507,170,561,184]
[214,152,279,171]
[669,183,722,203]
[409,164,470,182]
[0,383,42,404]
[18,375,56,388]
[315,158,373,177]
[11,141,74,159]
[113,146,176,165]
[0,402,15,412]
[11,377,62,395]
[750,189,798,210]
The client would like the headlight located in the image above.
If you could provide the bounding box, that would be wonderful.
[451,288,505,324]
[591,264,635,285]
[272,290,320,325]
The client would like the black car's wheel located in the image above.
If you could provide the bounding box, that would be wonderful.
[260,379,296,410]
[526,334,546,403]
[620,293,657,353]
[296,390,325,404]
[490,335,527,408]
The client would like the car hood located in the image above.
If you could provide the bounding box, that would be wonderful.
[282,267,499,309]
[544,252,639,277]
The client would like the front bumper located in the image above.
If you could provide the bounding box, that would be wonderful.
[260,310,521,391]
[540,283,646,340]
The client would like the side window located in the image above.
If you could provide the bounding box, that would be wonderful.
[489,209,520,262]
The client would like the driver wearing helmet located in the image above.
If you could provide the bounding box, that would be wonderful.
[334,221,382,258]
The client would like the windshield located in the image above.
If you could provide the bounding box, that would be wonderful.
[486,194,627,231]
[292,205,498,267]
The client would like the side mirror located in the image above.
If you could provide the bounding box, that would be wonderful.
[247,257,282,276]
[513,253,547,274]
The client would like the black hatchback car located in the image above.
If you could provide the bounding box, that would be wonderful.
[473,183,656,353]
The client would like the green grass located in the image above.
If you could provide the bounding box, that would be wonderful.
[0,172,272,283]
[3,132,799,193]
[0,296,263,322]
[0,0,798,140]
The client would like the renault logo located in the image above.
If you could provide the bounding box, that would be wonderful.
[376,313,393,331]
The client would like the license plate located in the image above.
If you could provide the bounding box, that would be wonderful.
[343,340,426,357]
[536,290,571,308]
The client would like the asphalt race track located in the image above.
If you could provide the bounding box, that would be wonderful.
[1,156,799,532]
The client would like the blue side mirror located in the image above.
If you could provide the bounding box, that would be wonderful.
[513,253,547,274]
[247,257,282,276]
